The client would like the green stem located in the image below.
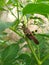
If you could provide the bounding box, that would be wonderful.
[10,27,24,38]
[5,4,17,19]
[37,46,40,60]
[17,1,19,23]
[25,37,42,65]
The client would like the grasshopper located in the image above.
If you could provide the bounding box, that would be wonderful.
[22,22,39,44]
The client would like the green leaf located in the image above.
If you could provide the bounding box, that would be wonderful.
[16,38,25,44]
[7,0,18,6]
[17,53,37,65]
[0,21,13,32]
[11,0,18,3]
[0,0,5,7]
[35,34,49,59]
[36,34,49,37]
[37,0,49,6]
[37,0,49,2]
[42,59,49,65]
[22,3,49,15]
[1,44,19,65]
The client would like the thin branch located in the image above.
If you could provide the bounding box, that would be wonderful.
[5,4,17,19]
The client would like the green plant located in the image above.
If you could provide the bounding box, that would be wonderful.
[0,0,49,65]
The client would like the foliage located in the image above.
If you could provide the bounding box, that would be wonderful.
[0,0,49,65]
[22,3,49,15]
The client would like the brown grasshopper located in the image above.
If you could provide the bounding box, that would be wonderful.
[22,23,39,44]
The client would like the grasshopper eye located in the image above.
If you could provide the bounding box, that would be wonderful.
[32,31,34,33]
[32,31,35,35]
[35,30,38,32]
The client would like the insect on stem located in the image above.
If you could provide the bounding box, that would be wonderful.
[22,22,39,44]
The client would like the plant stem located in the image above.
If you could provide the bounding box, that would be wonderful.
[5,4,17,19]
[10,27,24,38]
[17,1,19,23]
[37,45,40,60]
[25,37,42,65]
